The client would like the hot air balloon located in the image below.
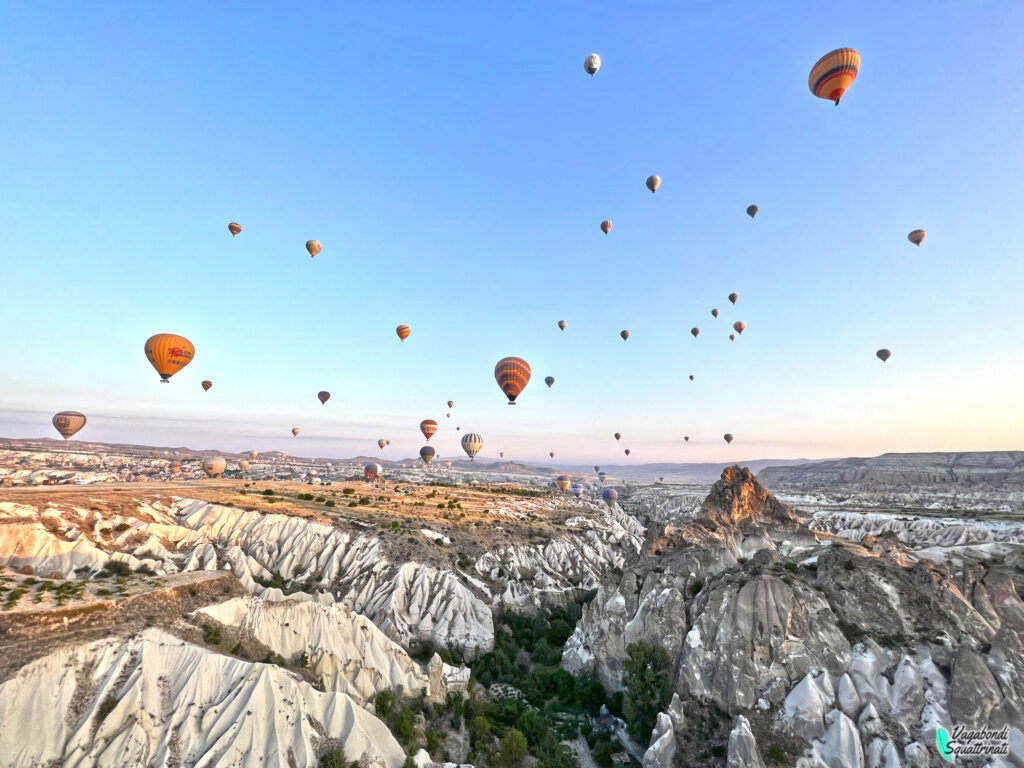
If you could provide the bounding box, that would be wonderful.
[292,428,300,437]
[598,471,607,481]
[809,48,861,105]
[249,451,259,459]
[386,440,391,446]
[170,461,182,473]
[728,293,738,305]
[711,308,720,318]
[201,380,212,392]
[624,449,630,456]
[691,328,700,338]
[306,240,322,257]
[549,452,555,458]
[499,452,505,458]
[614,433,621,441]
[364,463,383,481]
[620,330,630,341]
[558,320,567,331]
[908,230,926,246]
[456,426,461,431]
[729,334,736,341]
[545,376,555,388]
[145,334,195,382]
[461,432,483,461]
[419,446,436,465]
[746,205,759,218]
[733,321,746,334]
[556,475,571,492]
[52,411,86,440]
[420,419,438,440]
[150,451,159,458]
[378,439,387,449]
[239,460,249,471]
[584,53,601,75]
[689,375,695,381]
[318,391,330,405]
[600,220,612,234]
[396,325,410,342]
[723,434,734,444]
[646,175,661,193]
[876,349,892,362]
[447,400,454,408]
[228,222,242,236]
[684,436,689,442]
[659,477,664,483]
[446,413,451,419]
[602,488,618,506]
[571,482,583,498]
[202,457,226,478]
[494,357,531,404]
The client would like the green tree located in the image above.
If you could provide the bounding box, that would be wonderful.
[622,642,672,741]
[499,727,528,765]
[469,714,492,747]
[516,708,546,746]
[374,689,394,721]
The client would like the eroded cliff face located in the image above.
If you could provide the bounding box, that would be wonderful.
[564,466,1024,768]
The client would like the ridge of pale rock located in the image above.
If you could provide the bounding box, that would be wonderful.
[0,628,404,768]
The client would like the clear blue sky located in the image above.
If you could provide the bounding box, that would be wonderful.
[1,2,1022,464]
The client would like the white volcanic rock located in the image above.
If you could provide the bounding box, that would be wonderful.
[810,511,1024,549]
[0,629,404,768]
[785,673,834,741]
[813,710,863,768]
[642,712,676,768]
[0,520,112,577]
[197,597,469,705]
[727,715,766,768]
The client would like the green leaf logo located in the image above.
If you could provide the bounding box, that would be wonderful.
[937,727,955,762]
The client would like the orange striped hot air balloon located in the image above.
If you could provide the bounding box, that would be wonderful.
[170,461,182,473]
[494,357,531,405]
[201,380,212,392]
[145,334,195,382]
[809,48,861,105]
[396,325,411,342]
[306,240,322,257]
[228,222,242,236]
[420,419,438,440]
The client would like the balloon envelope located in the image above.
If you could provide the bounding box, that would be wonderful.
[461,432,483,460]
[558,320,567,331]
[364,463,383,480]
[145,333,195,382]
[447,400,454,408]
[549,452,555,458]
[733,321,746,334]
[809,48,861,104]
[746,205,758,218]
[723,434,734,444]
[584,53,601,75]
[728,293,738,304]
[420,419,438,440]
[202,457,227,478]
[602,488,618,505]
[201,380,212,392]
[228,222,242,236]
[306,239,322,257]
[396,325,411,342]
[646,175,661,193]
[318,391,330,404]
[378,439,387,449]
[556,475,571,492]
[494,357,532,404]
[690,327,700,338]
[711,308,720,318]
[908,229,926,246]
[419,446,436,465]
[292,428,300,436]
[545,376,554,388]
[52,411,86,440]
[239,460,249,471]
[620,330,630,341]
[614,433,621,440]
[876,348,892,362]
[600,220,612,234]
[624,449,630,456]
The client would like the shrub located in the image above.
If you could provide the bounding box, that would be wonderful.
[113,523,131,533]
[784,561,799,573]
[96,696,119,723]
[104,560,132,577]
[690,580,703,597]
[347,501,357,508]
[844,561,855,571]
[768,744,786,763]
[392,707,415,743]
[319,748,349,768]
[203,624,222,645]
[262,489,275,496]
[297,493,314,501]
[134,564,155,576]
[342,488,355,495]
[325,500,335,507]
[374,689,395,720]
[315,496,326,503]
[499,727,527,765]
[96,588,113,597]
[358,497,371,505]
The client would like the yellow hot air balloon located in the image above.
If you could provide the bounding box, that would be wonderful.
[306,240,322,257]
[145,334,195,382]
[584,53,601,76]
[396,325,411,342]
[228,222,242,236]
[808,48,861,105]
[646,175,661,193]
[600,220,612,234]
[908,230,926,246]
[556,475,571,492]
[52,411,86,440]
